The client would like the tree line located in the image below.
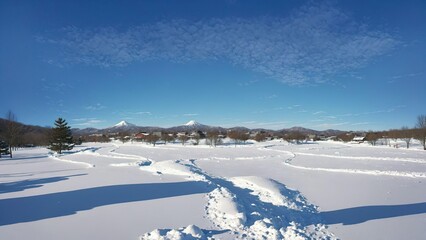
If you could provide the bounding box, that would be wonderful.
[1,113,425,158]
[0,114,76,157]
[337,115,426,150]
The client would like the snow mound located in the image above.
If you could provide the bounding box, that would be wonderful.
[140,225,205,240]
[48,153,95,168]
[230,176,311,211]
[139,158,335,239]
[206,187,246,231]
[204,176,335,239]
[110,160,151,167]
[139,160,206,181]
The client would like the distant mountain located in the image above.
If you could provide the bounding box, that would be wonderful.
[184,120,201,127]
[104,120,144,133]
[71,127,99,135]
[283,126,319,135]
[320,129,345,136]
[113,121,136,128]
[278,127,345,137]
[0,118,348,146]
[69,120,346,137]
[227,126,251,132]
[167,120,225,133]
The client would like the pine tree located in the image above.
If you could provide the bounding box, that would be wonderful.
[48,118,74,154]
[0,140,10,158]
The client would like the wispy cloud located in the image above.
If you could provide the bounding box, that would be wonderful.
[314,122,350,128]
[134,111,152,115]
[85,103,106,111]
[265,94,278,99]
[38,2,398,85]
[391,72,422,79]
[72,118,104,127]
[287,105,301,110]
[388,72,422,83]
[336,105,405,117]
[234,120,291,130]
[238,79,259,86]
[183,113,199,117]
[351,122,370,126]
[312,111,326,115]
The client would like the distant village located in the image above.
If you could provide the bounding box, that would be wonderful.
[1,117,426,158]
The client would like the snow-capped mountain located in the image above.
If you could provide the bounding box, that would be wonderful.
[103,120,142,133]
[184,120,202,127]
[69,119,343,136]
[113,120,136,128]
[168,120,223,132]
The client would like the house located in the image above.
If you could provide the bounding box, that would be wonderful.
[189,131,206,139]
[152,131,162,138]
[134,132,150,141]
[352,136,365,143]
[176,132,187,137]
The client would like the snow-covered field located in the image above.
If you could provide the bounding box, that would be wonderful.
[1,140,425,239]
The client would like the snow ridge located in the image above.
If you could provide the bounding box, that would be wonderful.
[140,225,205,240]
[139,159,336,239]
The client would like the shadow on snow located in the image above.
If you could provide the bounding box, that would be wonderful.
[0,181,210,226]
[0,174,86,194]
[321,202,426,225]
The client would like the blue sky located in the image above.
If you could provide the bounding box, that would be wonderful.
[1,0,425,130]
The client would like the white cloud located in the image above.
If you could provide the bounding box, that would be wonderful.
[351,122,370,126]
[312,111,326,115]
[85,103,106,111]
[39,2,398,85]
[337,105,405,117]
[265,94,278,99]
[287,105,301,110]
[135,111,152,115]
[231,120,291,129]
[183,113,199,116]
[72,118,104,126]
[314,122,350,128]
[238,79,259,86]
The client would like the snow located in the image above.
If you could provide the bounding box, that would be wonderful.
[184,120,201,126]
[114,120,135,127]
[140,225,206,240]
[1,141,425,239]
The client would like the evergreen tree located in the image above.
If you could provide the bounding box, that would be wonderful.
[48,118,74,154]
[0,140,10,158]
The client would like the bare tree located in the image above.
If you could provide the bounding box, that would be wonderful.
[146,134,160,146]
[178,135,188,145]
[415,115,426,150]
[254,133,267,142]
[207,131,220,147]
[239,132,249,144]
[193,135,200,145]
[387,129,401,147]
[118,131,131,143]
[380,130,390,146]
[337,132,354,142]
[228,131,241,147]
[285,131,306,144]
[4,111,21,158]
[400,127,413,149]
[365,131,380,146]
[161,133,174,145]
